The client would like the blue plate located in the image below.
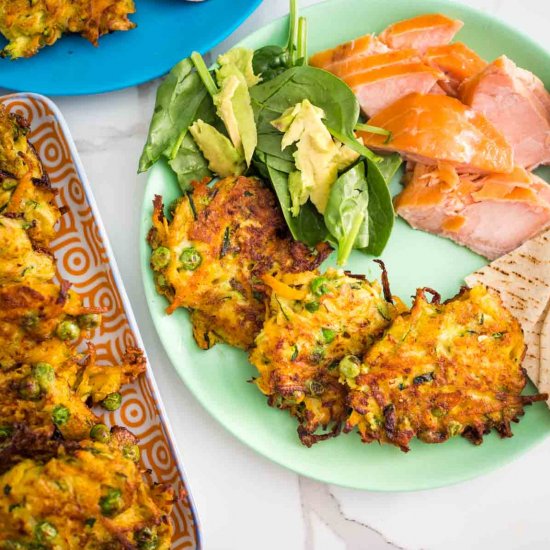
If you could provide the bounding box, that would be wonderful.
[0,0,262,96]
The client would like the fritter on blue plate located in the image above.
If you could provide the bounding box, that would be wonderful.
[148,176,331,350]
[0,0,136,59]
[0,429,173,548]
[0,106,61,247]
[344,285,547,451]
[249,267,403,446]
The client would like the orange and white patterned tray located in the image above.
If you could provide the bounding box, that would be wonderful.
[1,93,200,549]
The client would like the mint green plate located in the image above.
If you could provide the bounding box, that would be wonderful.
[140,0,550,490]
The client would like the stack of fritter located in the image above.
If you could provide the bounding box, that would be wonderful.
[151,175,546,451]
[0,106,174,547]
[0,0,136,59]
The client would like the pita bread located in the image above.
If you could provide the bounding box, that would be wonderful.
[538,307,550,404]
[465,229,550,406]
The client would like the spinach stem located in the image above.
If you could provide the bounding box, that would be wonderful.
[355,122,392,140]
[337,211,366,265]
[287,0,298,64]
[297,17,308,62]
[191,51,218,97]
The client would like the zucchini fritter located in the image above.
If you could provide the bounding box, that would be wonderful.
[0,0,136,59]
[149,176,331,350]
[0,345,145,451]
[0,430,173,548]
[0,214,55,284]
[249,268,402,446]
[0,107,60,246]
[0,281,103,369]
[345,285,547,451]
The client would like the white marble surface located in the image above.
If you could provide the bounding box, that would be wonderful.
[7,0,550,548]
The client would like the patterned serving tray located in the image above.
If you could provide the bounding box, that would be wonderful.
[1,93,200,549]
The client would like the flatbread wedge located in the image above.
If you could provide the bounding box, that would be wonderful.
[465,229,550,406]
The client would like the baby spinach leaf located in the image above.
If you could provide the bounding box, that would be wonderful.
[252,66,359,138]
[263,163,328,247]
[324,162,369,265]
[168,134,211,192]
[252,0,299,82]
[139,58,215,172]
[253,45,291,82]
[376,153,402,183]
[361,156,398,256]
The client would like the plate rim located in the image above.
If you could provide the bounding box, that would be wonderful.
[140,0,550,491]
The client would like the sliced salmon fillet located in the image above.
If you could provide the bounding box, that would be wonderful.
[309,34,388,70]
[460,56,550,169]
[424,42,486,96]
[379,14,463,53]
[359,93,514,173]
[327,48,419,78]
[346,63,445,117]
[395,163,550,259]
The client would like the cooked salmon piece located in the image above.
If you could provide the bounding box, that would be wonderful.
[395,163,550,259]
[359,93,514,173]
[460,56,550,169]
[317,48,443,117]
[326,48,419,78]
[379,14,463,53]
[309,34,388,70]
[346,63,445,117]
[424,42,486,96]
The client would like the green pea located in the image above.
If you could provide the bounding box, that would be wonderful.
[136,527,159,550]
[90,424,110,443]
[101,392,122,411]
[99,487,122,517]
[339,355,360,379]
[179,247,202,270]
[448,421,463,437]
[77,313,101,330]
[310,277,329,296]
[56,320,80,341]
[33,362,54,391]
[0,426,13,440]
[151,247,171,271]
[321,327,336,343]
[18,376,41,400]
[21,312,39,330]
[155,273,168,288]
[304,301,319,313]
[34,521,58,542]
[122,444,140,463]
[2,178,17,191]
[307,380,325,396]
[51,405,70,426]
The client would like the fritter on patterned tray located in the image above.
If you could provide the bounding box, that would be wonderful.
[0,343,145,448]
[249,266,403,446]
[0,0,136,59]
[149,176,331,350]
[344,285,548,451]
[0,106,61,246]
[0,214,55,284]
[0,280,103,369]
[0,429,173,548]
